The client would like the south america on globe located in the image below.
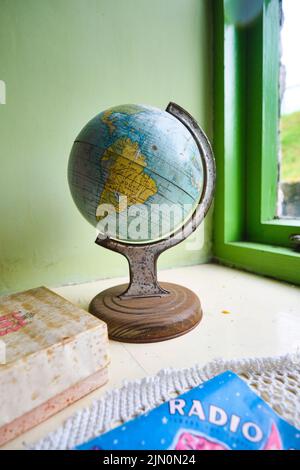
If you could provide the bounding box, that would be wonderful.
[68,104,204,243]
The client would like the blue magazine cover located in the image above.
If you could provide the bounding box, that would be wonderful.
[76,371,300,450]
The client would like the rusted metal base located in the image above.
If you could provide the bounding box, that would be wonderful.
[89,282,202,343]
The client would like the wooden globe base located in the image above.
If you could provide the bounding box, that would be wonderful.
[89,282,202,343]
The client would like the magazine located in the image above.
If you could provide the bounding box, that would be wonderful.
[76,371,300,450]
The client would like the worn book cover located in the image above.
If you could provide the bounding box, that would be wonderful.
[0,286,109,445]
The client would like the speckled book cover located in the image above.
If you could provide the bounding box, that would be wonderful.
[0,286,109,445]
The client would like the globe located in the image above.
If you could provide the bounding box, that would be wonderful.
[68,104,204,243]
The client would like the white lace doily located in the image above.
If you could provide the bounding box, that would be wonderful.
[30,354,300,450]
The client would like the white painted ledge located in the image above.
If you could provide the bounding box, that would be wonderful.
[2,263,300,449]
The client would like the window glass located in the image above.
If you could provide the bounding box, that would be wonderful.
[278,0,300,218]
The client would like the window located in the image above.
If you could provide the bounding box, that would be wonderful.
[278,0,300,219]
[213,0,300,285]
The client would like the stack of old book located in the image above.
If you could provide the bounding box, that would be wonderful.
[0,287,109,445]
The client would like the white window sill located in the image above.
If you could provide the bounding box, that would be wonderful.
[3,263,300,449]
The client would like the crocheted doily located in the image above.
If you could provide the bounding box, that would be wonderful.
[30,354,300,450]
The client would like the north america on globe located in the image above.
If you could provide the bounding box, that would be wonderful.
[68,104,204,242]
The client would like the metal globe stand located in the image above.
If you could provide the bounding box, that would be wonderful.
[89,102,216,343]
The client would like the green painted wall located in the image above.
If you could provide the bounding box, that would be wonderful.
[0,0,213,294]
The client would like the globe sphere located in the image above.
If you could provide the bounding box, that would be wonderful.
[68,104,204,243]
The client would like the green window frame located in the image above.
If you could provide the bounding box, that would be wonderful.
[213,0,300,285]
